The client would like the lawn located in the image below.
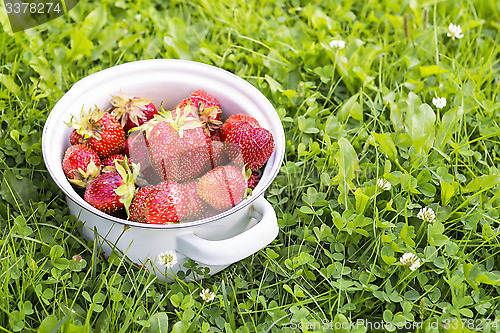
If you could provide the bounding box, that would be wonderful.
[1,0,500,332]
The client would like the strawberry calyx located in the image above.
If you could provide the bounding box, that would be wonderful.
[113,156,140,217]
[163,103,203,138]
[110,91,152,128]
[68,160,101,187]
[102,156,129,173]
[66,107,106,143]
[197,103,223,134]
[129,103,169,139]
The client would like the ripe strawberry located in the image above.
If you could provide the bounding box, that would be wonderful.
[124,132,149,165]
[224,122,274,170]
[247,170,261,190]
[69,129,81,146]
[67,107,125,159]
[146,108,211,182]
[176,89,222,135]
[180,180,208,221]
[196,165,246,211]
[84,158,139,214]
[102,154,126,167]
[124,131,161,185]
[101,154,135,175]
[211,130,222,141]
[142,181,187,224]
[207,139,229,170]
[129,185,155,223]
[110,91,158,133]
[220,114,260,141]
[62,144,101,187]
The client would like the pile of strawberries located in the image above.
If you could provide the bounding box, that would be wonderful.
[61,90,275,224]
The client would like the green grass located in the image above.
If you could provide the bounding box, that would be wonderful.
[1,0,500,331]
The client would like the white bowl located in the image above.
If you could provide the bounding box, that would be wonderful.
[42,59,285,281]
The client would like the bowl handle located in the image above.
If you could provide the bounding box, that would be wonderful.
[176,196,278,266]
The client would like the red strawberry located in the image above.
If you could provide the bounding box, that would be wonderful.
[196,165,246,211]
[146,108,211,182]
[176,89,222,135]
[84,159,139,215]
[110,91,158,133]
[207,139,229,171]
[224,122,274,170]
[211,130,222,141]
[67,107,125,159]
[62,144,102,187]
[180,180,208,221]
[142,181,187,224]
[221,114,260,141]
[125,133,147,161]
[129,185,155,223]
[124,132,150,168]
[101,154,134,174]
[247,170,261,190]
[102,154,126,167]
[69,129,81,146]
[124,131,161,185]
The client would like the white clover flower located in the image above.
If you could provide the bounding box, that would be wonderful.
[376,178,391,191]
[400,253,421,271]
[432,97,447,109]
[417,207,436,223]
[447,23,464,40]
[200,289,215,302]
[329,39,346,50]
[157,251,177,268]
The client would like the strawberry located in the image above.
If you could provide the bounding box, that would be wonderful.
[224,122,274,170]
[180,180,208,221]
[129,185,155,223]
[196,165,246,211]
[176,89,222,135]
[211,129,222,141]
[145,107,211,183]
[207,139,229,170]
[110,91,158,133]
[102,154,126,167]
[124,131,161,185]
[247,170,261,190]
[124,132,149,166]
[124,132,151,169]
[142,181,187,224]
[67,107,125,159]
[84,158,139,214]
[69,129,81,146]
[221,114,260,141]
[62,144,102,187]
